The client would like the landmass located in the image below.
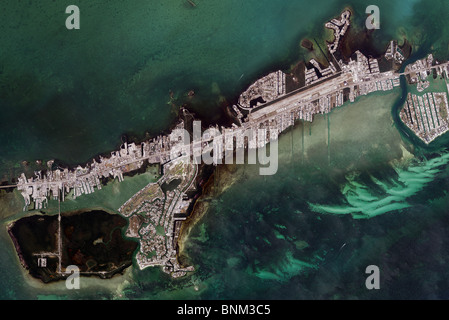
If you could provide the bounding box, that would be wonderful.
[6,8,449,281]
[8,210,137,283]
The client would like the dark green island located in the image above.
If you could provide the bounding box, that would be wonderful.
[8,210,137,283]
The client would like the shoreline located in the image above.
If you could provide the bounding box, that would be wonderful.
[6,222,28,271]
[177,164,242,266]
[2,6,435,289]
[7,208,136,284]
[175,8,406,264]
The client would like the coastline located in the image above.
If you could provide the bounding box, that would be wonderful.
[177,164,241,266]
[176,7,403,265]
[8,209,137,284]
[6,221,28,270]
[2,5,442,293]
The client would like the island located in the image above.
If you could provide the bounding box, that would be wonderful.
[7,8,449,281]
[8,210,137,283]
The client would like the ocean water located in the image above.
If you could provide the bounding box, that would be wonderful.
[2,0,449,299]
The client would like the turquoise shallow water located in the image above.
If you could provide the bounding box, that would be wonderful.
[2,0,449,299]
